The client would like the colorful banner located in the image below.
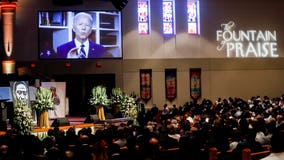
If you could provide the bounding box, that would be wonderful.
[190,68,201,100]
[140,69,152,102]
[165,68,177,101]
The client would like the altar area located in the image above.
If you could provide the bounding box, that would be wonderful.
[0,116,131,139]
[0,81,134,138]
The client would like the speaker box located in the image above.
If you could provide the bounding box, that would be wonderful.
[84,115,100,123]
[0,121,7,131]
[51,118,70,127]
[111,0,128,11]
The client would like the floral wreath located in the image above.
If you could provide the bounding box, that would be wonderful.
[32,87,55,112]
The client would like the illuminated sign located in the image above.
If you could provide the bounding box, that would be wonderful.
[216,21,278,58]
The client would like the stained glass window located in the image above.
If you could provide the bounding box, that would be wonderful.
[187,0,200,35]
[163,0,175,36]
[138,0,150,35]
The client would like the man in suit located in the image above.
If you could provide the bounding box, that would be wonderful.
[57,12,110,59]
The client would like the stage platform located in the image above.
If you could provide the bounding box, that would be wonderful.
[0,117,131,139]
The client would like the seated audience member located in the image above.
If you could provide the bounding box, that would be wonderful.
[254,119,272,145]
[179,127,204,160]
[158,126,179,150]
[108,143,122,160]
[113,129,127,148]
[0,145,10,160]
[261,128,284,160]
[143,137,161,160]
[232,130,263,160]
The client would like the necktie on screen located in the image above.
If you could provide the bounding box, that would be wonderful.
[80,44,86,58]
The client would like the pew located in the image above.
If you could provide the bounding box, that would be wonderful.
[242,148,270,160]
[209,147,218,160]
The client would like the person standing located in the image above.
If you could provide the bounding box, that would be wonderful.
[49,86,60,118]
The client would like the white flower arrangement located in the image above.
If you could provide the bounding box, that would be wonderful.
[13,101,34,135]
[89,86,138,123]
[119,94,138,119]
[110,88,138,122]
[32,87,55,112]
[0,102,5,109]
[110,87,124,104]
[89,85,110,107]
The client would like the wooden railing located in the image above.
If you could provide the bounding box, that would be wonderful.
[209,147,218,160]
[209,147,270,160]
[117,147,271,160]
[242,148,270,160]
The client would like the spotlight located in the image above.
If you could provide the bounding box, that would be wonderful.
[2,60,15,74]
[111,0,128,11]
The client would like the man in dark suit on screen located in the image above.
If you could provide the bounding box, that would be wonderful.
[57,12,111,59]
